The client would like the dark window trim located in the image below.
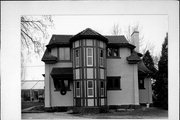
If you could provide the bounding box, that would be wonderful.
[54,79,71,91]
[107,76,121,90]
[139,79,145,89]
[58,47,71,61]
[106,47,120,58]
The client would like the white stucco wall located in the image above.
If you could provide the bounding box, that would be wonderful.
[107,48,139,105]
[139,77,153,104]
[45,62,73,107]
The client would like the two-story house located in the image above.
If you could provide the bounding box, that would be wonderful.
[42,28,152,111]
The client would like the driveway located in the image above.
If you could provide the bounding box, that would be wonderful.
[22,107,168,119]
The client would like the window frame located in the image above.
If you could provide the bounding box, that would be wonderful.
[87,80,94,97]
[76,81,80,97]
[75,49,80,67]
[86,48,93,66]
[107,47,120,58]
[100,81,104,97]
[99,49,104,67]
[58,47,71,61]
[138,79,145,89]
[54,79,71,91]
[107,76,121,90]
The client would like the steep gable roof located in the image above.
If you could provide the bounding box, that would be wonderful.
[105,35,128,44]
[41,49,58,64]
[70,28,108,43]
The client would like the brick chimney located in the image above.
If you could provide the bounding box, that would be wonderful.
[131,30,139,52]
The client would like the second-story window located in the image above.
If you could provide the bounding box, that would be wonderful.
[100,49,104,67]
[107,47,119,58]
[59,47,70,60]
[87,48,93,66]
[75,49,79,67]
[87,80,93,97]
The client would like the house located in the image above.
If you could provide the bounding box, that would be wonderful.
[21,80,44,102]
[42,28,152,111]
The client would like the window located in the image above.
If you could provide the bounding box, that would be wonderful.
[100,49,104,67]
[54,79,71,91]
[59,47,70,60]
[86,40,93,46]
[87,80,94,97]
[76,81,80,97]
[75,41,79,48]
[75,49,79,67]
[87,48,93,66]
[100,81,104,97]
[139,79,145,89]
[107,77,121,90]
[107,47,119,57]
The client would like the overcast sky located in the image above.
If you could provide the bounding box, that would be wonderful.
[50,15,168,57]
[24,15,168,79]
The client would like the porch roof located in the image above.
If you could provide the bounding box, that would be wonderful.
[50,68,73,79]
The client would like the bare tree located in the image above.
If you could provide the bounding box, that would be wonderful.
[21,15,54,79]
[112,24,122,35]
[21,15,54,55]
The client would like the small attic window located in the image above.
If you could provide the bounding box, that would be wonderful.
[107,47,120,58]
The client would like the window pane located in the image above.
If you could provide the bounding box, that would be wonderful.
[64,48,70,60]
[114,78,120,88]
[100,49,103,57]
[99,41,104,48]
[100,69,104,79]
[86,40,93,46]
[101,81,104,88]
[75,41,79,47]
[59,48,64,60]
[75,49,79,67]
[87,48,93,56]
[88,89,93,96]
[88,81,93,88]
[114,48,119,57]
[76,82,80,88]
[75,49,79,57]
[76,89,80,97]
[101,88,104,96]
[107,48,113,56]
[87,68,93,79]
[107,77,120,90]
[87,57,93,66]
[76,69,80,79]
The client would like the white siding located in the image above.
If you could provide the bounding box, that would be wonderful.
[107,48,139,105]
[45,62,73,107]
[139,78,153,104]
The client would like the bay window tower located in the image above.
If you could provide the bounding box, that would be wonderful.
[70,28,108,107]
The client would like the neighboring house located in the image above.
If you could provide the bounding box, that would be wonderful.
[21,80,44,102]
[42,28,152,110]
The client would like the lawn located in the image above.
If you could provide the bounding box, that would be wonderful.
[71,107,168,119]
[22,101,44,109]
[22,106,168,119]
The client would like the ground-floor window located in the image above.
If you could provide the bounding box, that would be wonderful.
[76,81,80,97]
[139,79,145,89]
[107,76,121,90]
[87,80,94,97]
[100,81,104,97]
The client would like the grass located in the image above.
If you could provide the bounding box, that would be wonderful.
[22,101,44,109]
[71,107,168,119]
